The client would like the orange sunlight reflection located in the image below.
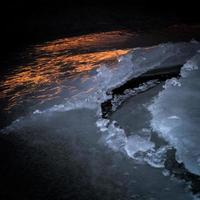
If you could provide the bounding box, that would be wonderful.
[0,31,132,111]
[37,31,134,53]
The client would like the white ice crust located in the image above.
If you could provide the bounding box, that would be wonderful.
[149,53,200,175]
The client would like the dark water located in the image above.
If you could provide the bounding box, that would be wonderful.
[0,25,200,200]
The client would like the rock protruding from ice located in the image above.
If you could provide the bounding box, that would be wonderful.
[149,53,200,176]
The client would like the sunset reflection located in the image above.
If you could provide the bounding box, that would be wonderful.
[0,31,132,111]
[37,31,134,53]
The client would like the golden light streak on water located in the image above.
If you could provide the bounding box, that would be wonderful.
[0,31,132,111]
[37,31,134,53]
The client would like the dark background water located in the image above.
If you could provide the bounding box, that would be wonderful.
[1,0,200,57]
